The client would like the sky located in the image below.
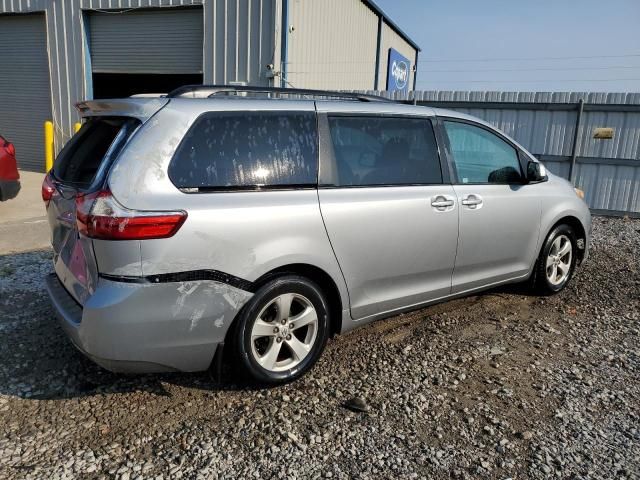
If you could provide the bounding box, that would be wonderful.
[375,0,640,92]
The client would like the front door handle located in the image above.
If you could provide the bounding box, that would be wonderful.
[461,194,483,209]
[431,195,455,211]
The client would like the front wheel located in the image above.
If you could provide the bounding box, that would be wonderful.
[231,275,330,385]
[533,224,577,294]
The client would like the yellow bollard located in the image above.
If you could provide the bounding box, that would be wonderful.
[74,122,81,133]
[44,121,54,172]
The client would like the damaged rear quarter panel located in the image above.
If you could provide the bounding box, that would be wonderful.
[80,278,253,372]
[107,98,349,309]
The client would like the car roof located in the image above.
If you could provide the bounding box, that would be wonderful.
[76,97,494,124]
[78,96,442,119]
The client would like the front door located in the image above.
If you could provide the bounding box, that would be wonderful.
[318,113,459,320]
[440,119,542,294]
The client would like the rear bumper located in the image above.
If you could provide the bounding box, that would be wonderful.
[45,273,252,373]
[0,179,20,201]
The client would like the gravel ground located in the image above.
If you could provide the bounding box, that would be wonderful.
[0,216,638,480]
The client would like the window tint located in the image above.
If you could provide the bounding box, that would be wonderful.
[326,116,442,186]
[443,121,522,184]
[53,117,135,186]
[169,112,318,189]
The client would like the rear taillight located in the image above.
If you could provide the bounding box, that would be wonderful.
[42,173,56,206]
[75,189,187,240]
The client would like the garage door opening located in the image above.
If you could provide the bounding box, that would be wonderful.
[92,73,203,99]
[88,7,204,99]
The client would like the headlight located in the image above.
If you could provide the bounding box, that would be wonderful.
[574,188,585,200]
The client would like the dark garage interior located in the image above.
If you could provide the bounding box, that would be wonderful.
[92,73,203,98]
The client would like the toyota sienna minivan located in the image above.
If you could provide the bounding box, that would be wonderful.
[44,86,590,384]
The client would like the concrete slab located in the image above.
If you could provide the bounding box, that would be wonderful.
[0,170,50,254]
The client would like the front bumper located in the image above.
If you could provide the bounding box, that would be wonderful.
[45,273,252,373]
[0,179,20,201]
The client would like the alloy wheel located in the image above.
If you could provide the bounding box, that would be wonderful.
[250,293,319,372]
[546,234,572,286]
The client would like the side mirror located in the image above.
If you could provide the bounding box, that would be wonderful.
[6,142,15,157]
[526,160,547,183]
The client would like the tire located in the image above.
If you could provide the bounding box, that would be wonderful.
[533,224,578,294]
[231,275,330,385]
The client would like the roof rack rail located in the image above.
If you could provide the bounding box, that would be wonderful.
[167,84,393,103]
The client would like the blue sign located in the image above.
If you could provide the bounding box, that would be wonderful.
[386,48,411,93]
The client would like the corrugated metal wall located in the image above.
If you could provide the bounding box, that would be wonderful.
[0,0,276,167]
[378,21,415,91]
[286,0,379,90]
[364,90,639,214]
[203,0,276,85]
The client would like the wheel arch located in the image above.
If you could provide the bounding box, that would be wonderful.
[250,263,344,337]
[545,215,588,265]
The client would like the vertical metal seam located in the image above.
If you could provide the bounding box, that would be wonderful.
[212,0,216,83]
[413,48,418,94]
[199,0,206,79]
[258,0,263,86]
[42,4,57,160]
[279,0,288,87]
[235,0,239,82]
[246,0,251,82]
[569,99,584,184]
[373,14,381,90]
[223,0,227,82]
[49,3,64,150]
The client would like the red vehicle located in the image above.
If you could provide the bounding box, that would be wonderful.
[0,135,20,201]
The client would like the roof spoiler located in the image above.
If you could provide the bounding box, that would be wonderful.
[75,98,170,122]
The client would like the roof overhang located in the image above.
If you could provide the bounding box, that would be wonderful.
[361,0,421,52]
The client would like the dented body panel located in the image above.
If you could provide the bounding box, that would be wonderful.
[46,273,252,373]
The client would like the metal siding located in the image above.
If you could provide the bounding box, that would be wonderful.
[404,90,640,213]
[0,13,52,172]
[0,0,275,159]
[379,21,417,95]
[286,0,379,90]
[201,0,274,86]
[89,8,204,74]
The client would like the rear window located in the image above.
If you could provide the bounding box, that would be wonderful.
[53,117,137,187]
[169,111,318,190]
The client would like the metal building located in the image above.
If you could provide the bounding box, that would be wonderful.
[0,0,419,172]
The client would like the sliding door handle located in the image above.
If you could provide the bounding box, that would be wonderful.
[431,195,455,211]
[461,194,483,209]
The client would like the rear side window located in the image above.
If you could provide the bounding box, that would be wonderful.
[169,111,318,190]
[325,116,442,187]
[53,117,136,186]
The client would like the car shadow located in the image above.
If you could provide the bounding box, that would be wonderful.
[0,250,266,401]
[0,249,541,401]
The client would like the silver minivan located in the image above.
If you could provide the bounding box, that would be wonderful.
[44,86,591,384]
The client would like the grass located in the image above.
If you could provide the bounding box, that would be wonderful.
[0,265,15,278]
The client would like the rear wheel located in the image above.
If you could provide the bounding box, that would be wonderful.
[231,275,329,385]
[533,224,577,294]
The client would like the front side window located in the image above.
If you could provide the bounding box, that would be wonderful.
[443,121,522,184]
[169,111,318,189]
[325,116,442,187]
